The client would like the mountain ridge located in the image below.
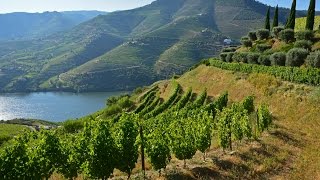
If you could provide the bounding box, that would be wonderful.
[0,0,312,92]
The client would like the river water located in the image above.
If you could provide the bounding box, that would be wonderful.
[0,91,128,122]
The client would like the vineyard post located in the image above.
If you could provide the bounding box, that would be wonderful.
[139,125,146,179]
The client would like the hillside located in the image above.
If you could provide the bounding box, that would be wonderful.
[0,11,107,41]
[2,62,319,179]
[0,0,309,92]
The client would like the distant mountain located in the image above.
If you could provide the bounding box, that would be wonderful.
[0,0,311,92]
[0,11,107,41]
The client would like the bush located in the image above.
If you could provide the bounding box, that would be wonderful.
[226,52,235,62]
[306,51,320,68]
[258,55,271,66]
[256,44,272,52]
[294,40,312,51]
[270,52,286,66]
[117,96,134,109]
[221,47,237,52]
[286,48,309,67]
[63,120,84,133]
[104,104,122,117]
[272,26,284,38]
[295,30,314,41]
[256,29,270,40]
[233,52,249,63]
[241,38,252,47]
[248,31,257,41]
[220,53,228,61]
[279,29,295,43]
[247,53,260,64]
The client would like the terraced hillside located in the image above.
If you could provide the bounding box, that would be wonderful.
[0,0,309,92]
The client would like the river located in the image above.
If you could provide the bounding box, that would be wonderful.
[0,91,128,122]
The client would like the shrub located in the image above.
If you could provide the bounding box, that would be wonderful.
[104,104,122,117]
[233,52,249,63]
[256,44,272,52]
[286,48,309,67]
[248,31,257,41]
[247,53,260,64]
[295,30,314,41]
[258,55,271,66]
[270,52,286,66]
[294,40,312,51]
[306,51,320,68]
[117,96,134,109]
[221,47,237,52]
[272,26,284,38]
[279,29,295,43]
[241,37,252,47]
[63,120,84,133]
[226,52,235,62]
[256,29,270,40]
[220,53,228,61]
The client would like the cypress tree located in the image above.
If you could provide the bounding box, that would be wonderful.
[265,6,271,31]
[306,0,316,30]
[272,5,279,28]
[286,0,296,29]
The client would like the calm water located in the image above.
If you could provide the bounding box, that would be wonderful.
[0,92,128,122]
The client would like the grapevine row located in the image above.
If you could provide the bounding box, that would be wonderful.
[207,59,320,85]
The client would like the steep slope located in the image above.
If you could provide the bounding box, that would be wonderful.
[0,11,107,41]
[0,0,309,92]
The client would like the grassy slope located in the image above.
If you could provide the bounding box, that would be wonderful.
[145,65,319,179]
[0,124,29,147]
[0,0,299,92]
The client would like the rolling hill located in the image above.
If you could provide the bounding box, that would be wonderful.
[0,11,107,41]
[0,0,310,92]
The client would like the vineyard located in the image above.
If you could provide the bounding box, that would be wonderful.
[206,58,320,85]
[0,81,272,179]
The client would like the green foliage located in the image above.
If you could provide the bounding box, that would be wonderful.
[247,53,260,64]
[113,113,139,178]
[209,59,320,85]
[192,89,207,108]
[285,0,296,29]
[241,37,253,47]
[233,52,249,63]
[295,30,314,41]
[221,47,237,53]
[306,0,316,30]
[135,91,156,114]
[146,81,180,118]
[215,92,229,111]
[226,52,235,62]
[176,88,192,110]
[294,40,312,51]
[220,53,228,62]
[216,108,232,149]
[242,96,255,113]
[272,5,279,28]
[286,48,309,67]
[256,29,270,40]
[82,120,117,180]
[103,104,122,117]
[63,120,84,133]
[272,26,284,38]
[248,31,257,41]
[306,51,320,68]
[265,6,271,31]
[256,44,272,52]
[0,134,30,179]
[257,104,272,133]
[258,55,271,66]
[279,29,295,43]
[270,52,286,66]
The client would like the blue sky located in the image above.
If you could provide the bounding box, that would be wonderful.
[0,0,318,14]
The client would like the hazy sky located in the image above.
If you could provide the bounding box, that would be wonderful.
[0,0,319,14]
